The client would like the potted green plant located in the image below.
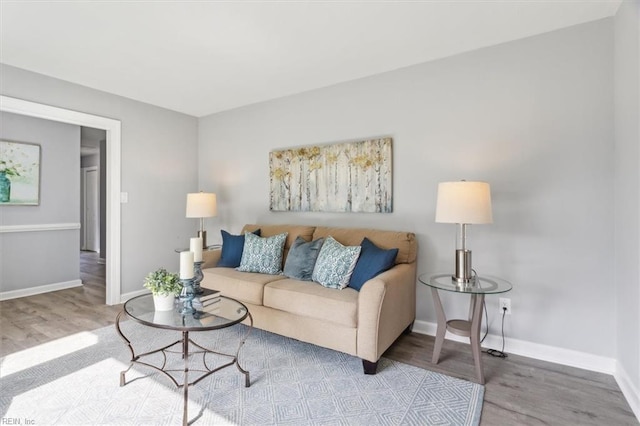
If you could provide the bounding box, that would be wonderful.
[143,268,181,311]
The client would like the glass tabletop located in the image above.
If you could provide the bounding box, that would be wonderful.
[419,273,512,294]
[124,293,248,331]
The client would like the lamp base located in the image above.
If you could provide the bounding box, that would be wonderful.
[452,249,474,283]
[197,230,207,249]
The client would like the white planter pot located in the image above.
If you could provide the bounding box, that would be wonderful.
[153,294,176,311]
[153,310,175,325]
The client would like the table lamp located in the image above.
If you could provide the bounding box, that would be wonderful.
[435,181,492,283]
[186,192,217,249]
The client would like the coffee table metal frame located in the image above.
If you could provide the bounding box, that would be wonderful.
[115,294,252,426]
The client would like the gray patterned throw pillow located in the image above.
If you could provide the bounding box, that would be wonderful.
[312,236,361,289]
[237,232,288,275]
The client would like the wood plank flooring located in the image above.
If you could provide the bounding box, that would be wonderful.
[0,251,122,356]
[0,252,637,425]
[385,333,637,425]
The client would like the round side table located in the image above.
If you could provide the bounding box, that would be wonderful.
[419,273,512,384]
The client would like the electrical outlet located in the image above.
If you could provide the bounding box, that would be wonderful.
[499,298,512,315]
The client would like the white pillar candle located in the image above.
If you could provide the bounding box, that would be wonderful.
[180,250,194,279]
[190,237,203,262]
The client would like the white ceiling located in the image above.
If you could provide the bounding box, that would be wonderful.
[0,0,622,117]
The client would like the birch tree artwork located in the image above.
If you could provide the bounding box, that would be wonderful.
[270,138,392,213]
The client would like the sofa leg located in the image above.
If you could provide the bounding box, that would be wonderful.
[362,359,378,375]
[403,321,414,335]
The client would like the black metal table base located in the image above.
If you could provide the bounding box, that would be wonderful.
[115,311,253,425]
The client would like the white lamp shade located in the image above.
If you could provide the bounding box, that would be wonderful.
[435,181,493,224]
[186,192,217,218]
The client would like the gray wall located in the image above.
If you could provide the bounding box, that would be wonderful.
[0,112,81,291]
[198,20,615,357]
[1,64,199,295]
[614,0,640,400]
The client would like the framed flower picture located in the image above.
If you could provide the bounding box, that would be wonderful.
[0,140,41,205]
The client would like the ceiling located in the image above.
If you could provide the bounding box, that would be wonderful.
[0,0,622,117]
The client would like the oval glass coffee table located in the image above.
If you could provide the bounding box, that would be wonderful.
[419,273,512,384]
[115,292,252,426]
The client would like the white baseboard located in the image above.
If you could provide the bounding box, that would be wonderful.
[413,319,616,374]
[0,280,83,301]
[615,361,640,420]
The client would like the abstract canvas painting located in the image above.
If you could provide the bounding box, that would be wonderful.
[0,140,41,205]
[270,137,392,212]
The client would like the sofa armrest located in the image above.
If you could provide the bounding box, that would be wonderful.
[356,262,417,362]
[202,249,221,269]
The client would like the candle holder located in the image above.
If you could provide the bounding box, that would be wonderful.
[193,261,204,294]
[179,278,196,315]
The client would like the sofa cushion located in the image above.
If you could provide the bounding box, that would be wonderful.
[237,232,288,274]
[312,226,416,264]
[217,229,261,268]
[263,279,359,327]
[312,236,361,289]
[349,237,399,291]
[201,268,286,305]
[283,236,324,281]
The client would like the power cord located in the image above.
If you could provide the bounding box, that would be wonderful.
[472,269,508,359]
[485,307,508,359]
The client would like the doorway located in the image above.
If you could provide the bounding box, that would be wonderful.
[80,126,106,259]
[80,127,106,297]
[0,95,122,305]
[82,166,99,252]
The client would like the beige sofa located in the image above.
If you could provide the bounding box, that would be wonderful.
[200,224,417,374]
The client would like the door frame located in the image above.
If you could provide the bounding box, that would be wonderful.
[81,166,99,252]
[1,95,122,305]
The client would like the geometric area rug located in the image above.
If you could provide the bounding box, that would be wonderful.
[1,320,483,425]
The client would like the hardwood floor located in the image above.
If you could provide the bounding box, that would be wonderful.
[79,249,109,301]
[0,251,122,356]
[385,333,637,425]
[0,255,637,425]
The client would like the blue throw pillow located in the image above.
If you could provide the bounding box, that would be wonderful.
[217,229,261,268]
[283,236,324,281]
[349,237,398,291]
